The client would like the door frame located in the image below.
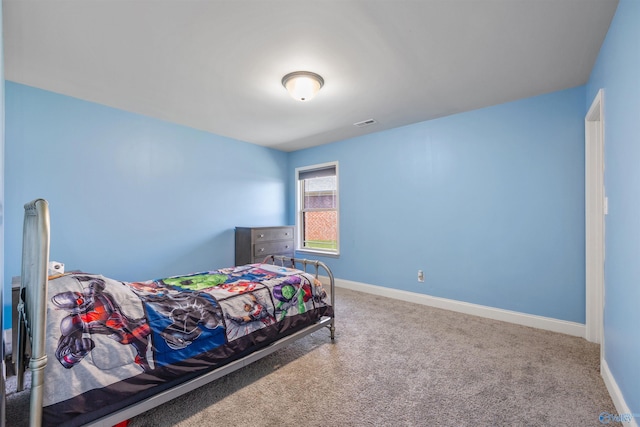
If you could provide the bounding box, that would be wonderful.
[585,89,605,355]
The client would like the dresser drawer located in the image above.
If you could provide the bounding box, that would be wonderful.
[253,241,293,257]
[252,251,294,264]
[252,227,294,242]
[236,226,295,266]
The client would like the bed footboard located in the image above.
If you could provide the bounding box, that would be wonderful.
[17,199,50,427]
[263,254,336,340]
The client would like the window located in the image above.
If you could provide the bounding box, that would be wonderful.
[295,162,339,255]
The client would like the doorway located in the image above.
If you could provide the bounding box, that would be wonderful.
[585,89,605,359]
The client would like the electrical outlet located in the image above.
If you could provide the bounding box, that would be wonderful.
[417,270,425,282]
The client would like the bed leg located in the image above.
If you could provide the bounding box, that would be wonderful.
[29,355,47,427]
[15,312,27,392]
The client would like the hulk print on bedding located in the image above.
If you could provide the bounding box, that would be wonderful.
[43,263,332,424]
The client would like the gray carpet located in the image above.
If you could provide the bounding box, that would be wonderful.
[5,287,615,426]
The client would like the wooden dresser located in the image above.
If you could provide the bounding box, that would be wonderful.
[235,226,295,265]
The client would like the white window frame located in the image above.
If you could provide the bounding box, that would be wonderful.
[295,161,340,257]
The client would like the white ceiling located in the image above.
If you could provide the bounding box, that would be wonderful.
[3,0,618,152]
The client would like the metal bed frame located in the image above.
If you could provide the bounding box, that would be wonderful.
[14,198,335,427]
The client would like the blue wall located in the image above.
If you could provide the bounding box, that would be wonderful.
[289,86,586,323]
[586,0,640,415]
[3,82,588,329]
[4,82,289,294]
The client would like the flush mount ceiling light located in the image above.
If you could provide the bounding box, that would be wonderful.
[282,71,324,101]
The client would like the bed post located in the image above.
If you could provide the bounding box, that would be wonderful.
[319,260,336,340]
[17,199,50,427]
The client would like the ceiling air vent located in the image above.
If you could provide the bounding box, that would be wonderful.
[353,119,377,128]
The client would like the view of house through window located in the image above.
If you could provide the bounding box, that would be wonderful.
[296,163,339,255]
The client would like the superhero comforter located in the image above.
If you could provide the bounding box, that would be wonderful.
[42,263,333,426]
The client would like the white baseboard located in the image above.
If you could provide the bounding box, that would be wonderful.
[330,277,586,338]
[601,359,639,427]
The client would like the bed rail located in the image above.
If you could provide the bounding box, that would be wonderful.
[262,255,335,340]
[17,199,50,427]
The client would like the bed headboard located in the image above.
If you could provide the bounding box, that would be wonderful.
[16,199,50,426]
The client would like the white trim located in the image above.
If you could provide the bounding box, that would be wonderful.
[333,277,586,337]
[294,161,340,256]
[585,89,605,347]
[601,359,639,427]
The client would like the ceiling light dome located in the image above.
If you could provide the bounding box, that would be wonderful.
[282,71,324,101]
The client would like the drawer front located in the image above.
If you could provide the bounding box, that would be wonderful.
[252,227,294,242]
[253,241,293,257]
[253,250,294,264]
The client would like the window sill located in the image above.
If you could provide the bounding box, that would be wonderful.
[295,248,340,258]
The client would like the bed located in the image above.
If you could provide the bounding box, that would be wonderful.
[13,199,335,427]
